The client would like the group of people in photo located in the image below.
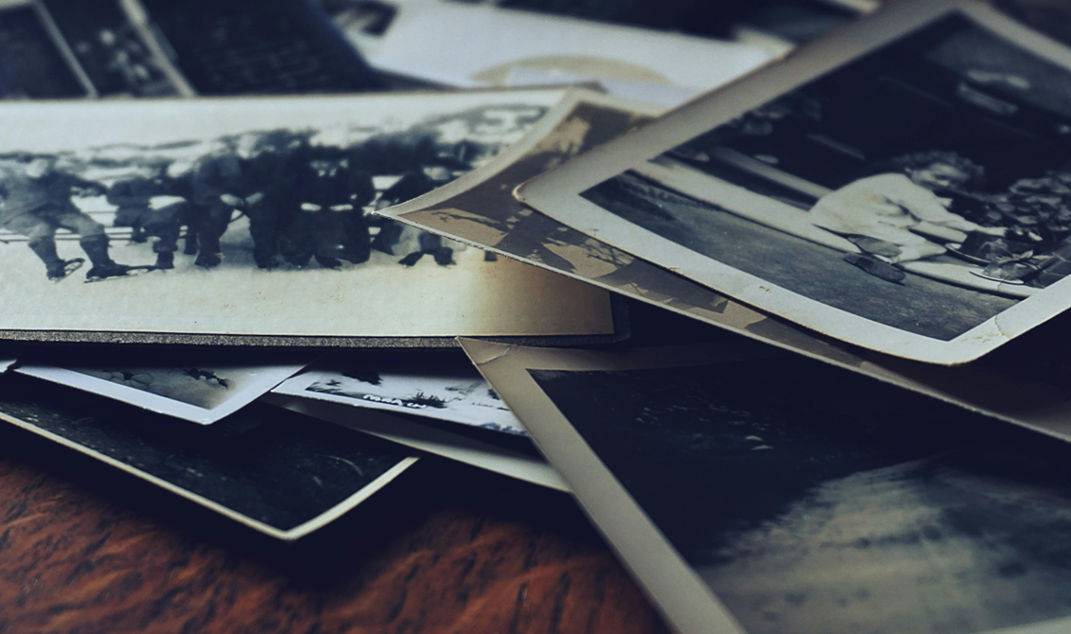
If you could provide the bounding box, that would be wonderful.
[0,127,472,281]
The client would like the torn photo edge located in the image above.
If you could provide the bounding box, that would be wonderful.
[264,393,569,492]
[381,89,1071,445]
[516,0,1071,365]
[460,337,1071,634]
[15,363,305,425]
[0,381,418,541]
[0,87,617,347]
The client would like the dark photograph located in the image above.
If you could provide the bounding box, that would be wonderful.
[0,0,379,100]
[531,354,1071,634]
[562,8,1071,351]
[0,373,416,539]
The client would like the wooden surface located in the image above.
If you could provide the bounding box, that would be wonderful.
[0,423,670,634]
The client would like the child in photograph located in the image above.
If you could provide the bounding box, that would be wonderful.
[808,151,1005,265]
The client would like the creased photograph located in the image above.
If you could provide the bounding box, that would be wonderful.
[0,373,418,540]
[466,338,1071,634]
[517,0,1071,364]
[0,89,614,344]
[16,362,305,424]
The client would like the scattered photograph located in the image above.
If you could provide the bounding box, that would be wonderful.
[16,362,305,424]
[268,394,568,492]
[518,1,1071,364]
[274,361,526,436]
[0,89,615,344]
[0,373,418,540]
[0,0,92,99]
[325,0,773,104]
[467,338,1071,634]
[0,0,379,99]
[386,88,1071,446]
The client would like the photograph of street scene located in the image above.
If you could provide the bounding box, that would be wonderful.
[580,12,1071,343]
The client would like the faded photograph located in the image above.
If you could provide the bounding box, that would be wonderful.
[530,353,1071,634]
[274,363,526,435]
[581,12,1071,342]
[0,90,615,341]
[0,102,542,282]
[0,373,416,539]
[16,363,304,424]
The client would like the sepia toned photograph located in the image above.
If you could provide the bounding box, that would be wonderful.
[466,338,1071,634]
[0,89,616,343]
[0,373,417,540]
[518,0,1071,364]
[16,362,305,424]
[274,361,526,435]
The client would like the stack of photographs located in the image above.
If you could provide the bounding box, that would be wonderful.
[378,0,1071,630]
[0,86,607,534]
[8,1,1071,632]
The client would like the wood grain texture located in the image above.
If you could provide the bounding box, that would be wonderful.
[0,424,670,634]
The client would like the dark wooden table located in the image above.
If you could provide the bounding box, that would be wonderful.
[0,423,669,633]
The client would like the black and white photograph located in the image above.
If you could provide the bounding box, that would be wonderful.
[0,89,616,343]
[269,394,569,491]
[0,372,418,540]
[466,338,1071,634]
[389,90,1071,446]
[274,361,526,435]
[16,362,305,424]
[0,0,379,100]
[518,0,1071,364]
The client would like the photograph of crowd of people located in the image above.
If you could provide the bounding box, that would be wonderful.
[0,90,618,341]
[516,3,1071,361]
[0,98,547,282]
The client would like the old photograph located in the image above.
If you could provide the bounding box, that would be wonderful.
[335,0,772,104]
[0,372,418,540]
[467,338,1071,634]
[0,0,379,99]
[388,90,1071,445]
[274,361,526,435]
[16,362,304,424]
[518,0,1071,364]
[0,89,615,343]
[269,395,568,491]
